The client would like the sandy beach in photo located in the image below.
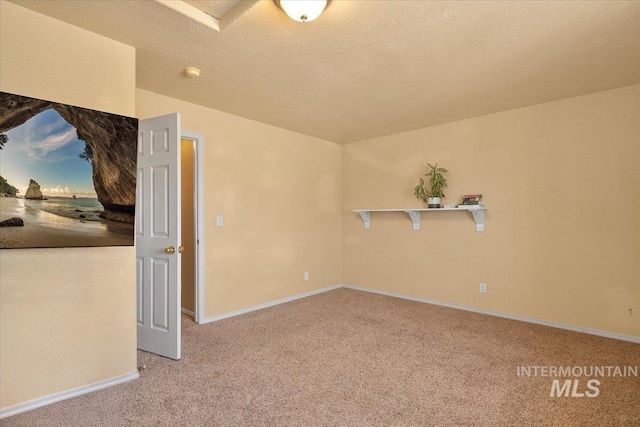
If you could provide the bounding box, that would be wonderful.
[0,197,133,248]
[1,91,138,249]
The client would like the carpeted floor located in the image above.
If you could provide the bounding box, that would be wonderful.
[2,288,639,426]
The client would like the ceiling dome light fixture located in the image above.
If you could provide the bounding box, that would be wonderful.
[276,0,329,23]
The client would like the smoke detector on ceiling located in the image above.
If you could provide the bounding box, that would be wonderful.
[184,66,201,78]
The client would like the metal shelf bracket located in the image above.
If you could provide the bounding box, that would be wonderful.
[405,210,421,231]
[471,209,485,232]
[358,211,370,229]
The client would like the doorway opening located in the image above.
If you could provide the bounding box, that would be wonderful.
[180,132,205,324]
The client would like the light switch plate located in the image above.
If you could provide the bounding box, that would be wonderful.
[216,215,224,227]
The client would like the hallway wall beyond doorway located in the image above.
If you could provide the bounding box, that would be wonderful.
[181,138,196,315]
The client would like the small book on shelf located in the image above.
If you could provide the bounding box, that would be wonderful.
[461,194,483,205]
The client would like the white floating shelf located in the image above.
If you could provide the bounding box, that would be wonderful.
[352,206,487,232]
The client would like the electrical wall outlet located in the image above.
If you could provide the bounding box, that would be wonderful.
[479,283,487,294]
[304,272,309,280]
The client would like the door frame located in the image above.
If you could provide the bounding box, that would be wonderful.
[182,131,205,324]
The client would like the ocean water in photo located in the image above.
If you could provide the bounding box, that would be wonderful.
[24,196,104,221]
[0,197,133,248]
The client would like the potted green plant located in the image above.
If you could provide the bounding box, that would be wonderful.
[414,163,448,208]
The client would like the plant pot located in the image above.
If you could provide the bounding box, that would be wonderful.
[427,197,441,208]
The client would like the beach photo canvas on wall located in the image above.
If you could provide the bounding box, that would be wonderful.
[0,92,138,249]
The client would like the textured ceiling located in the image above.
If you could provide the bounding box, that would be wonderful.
[183,0,242,19]
[8,0,640,144]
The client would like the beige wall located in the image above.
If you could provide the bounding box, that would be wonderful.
[1,0,636,413]
[181,138,195,313]
[136,89,343,317]
[0,2,137,408]
[343,84,640,338]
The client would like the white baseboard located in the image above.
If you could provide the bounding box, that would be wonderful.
[3,284,635,419]
[200,284,342,324]
[342,284,640,344]
[0,371,139,420]
[199,283,639,343]
[181,308,195,317]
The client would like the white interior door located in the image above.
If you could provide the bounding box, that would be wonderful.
[136,113,182,360]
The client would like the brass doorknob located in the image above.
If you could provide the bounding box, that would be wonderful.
[165,246,176,254]
[178,246,184,254]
